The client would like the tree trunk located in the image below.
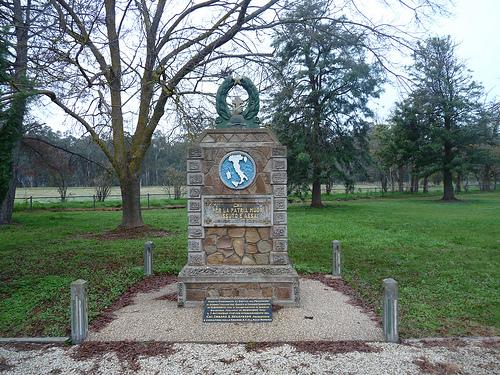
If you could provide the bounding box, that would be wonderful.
[397,166,404,192]
[311,178,323,208]
[390,169,395,192]
[455,173,462,193]
[309,88,323,208]
[120,174,144,227]
[481,165,491,191]
[410,174,419,193]
[423,176,429,193]
[310,163,323,208]
[443,168,455,200]
[325,181,332,195]
[0,163,18,224]
[381,174,388,193]
[442,140,456,200]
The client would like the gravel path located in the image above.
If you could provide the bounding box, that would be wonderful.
[89,278,383,342]
[1,338,498,374]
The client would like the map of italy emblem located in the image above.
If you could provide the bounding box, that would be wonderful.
[219,151,256,190]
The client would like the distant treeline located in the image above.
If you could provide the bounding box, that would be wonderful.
[18,123,498,198]
[18,126,186,189]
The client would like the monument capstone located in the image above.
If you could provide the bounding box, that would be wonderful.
[177,75,300,307]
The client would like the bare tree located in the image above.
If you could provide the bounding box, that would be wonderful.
[164,166,186,200]
[28,0,290,227]
[22,137,76,201]
[94,171,113,202]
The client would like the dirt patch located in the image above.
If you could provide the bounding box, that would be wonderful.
[417,338,468,350]
[90,274,177,332]
[82,225,169,240]
[0,356,14,372]
[72,341,176,371]
[272,305,283,313]
[479,338,500,355]
[1,343,64,351]
[245,340,380,354]
[218,354,245,364]
[304,274,380,324]
[155,292,178,301]
[480,338,500,349]
[413,356,465,374]
[291,340,381,354]
[244,341,281,352]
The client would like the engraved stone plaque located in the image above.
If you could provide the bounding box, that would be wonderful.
[188,187,201,198]
[188,173,203,185]
[203,299,272,323]
[273,185,287,198]
[188,146,202,158]
[187,160,201,171]
[188,200,201,212]
[271,171,287,184]
[202,195,273,227]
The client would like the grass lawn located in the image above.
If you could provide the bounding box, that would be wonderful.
[1,192,499,338]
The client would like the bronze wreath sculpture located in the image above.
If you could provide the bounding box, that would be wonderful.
[215,75,261,128]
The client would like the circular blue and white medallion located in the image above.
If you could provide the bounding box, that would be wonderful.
[219,151,256,190]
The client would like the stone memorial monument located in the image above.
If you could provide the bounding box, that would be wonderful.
[177,75,300,307]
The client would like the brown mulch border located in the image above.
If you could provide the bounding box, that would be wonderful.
[480,338,500,349]
[0,343,66,351]
[303,273,381,325]
[417,338,468,349]
[90,274,177,332]
[154,292,178,301]
[413,356,464,375]
[271,304,283,313]
[0,356,14,372]
[71,341,177,371]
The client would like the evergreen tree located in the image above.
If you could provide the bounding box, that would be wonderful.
[269,0,383,207]
[410,36,483,200]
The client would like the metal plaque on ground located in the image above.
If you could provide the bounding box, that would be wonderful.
[203,298,272,323]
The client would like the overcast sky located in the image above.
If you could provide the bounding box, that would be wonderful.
[39,0,500,133]
[373,0,500,119]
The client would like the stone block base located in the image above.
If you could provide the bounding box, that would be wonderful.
[178,265,300,307]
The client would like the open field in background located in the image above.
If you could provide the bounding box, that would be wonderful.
[13,184,486,211]
[15,186,170,198]
[15,184,445,199]
[1,192,499,338]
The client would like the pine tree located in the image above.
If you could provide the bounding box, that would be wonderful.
[269,0,382,207]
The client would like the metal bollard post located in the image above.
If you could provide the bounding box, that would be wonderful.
[147,193,150,209]
[332,240,341,277]
[383,278,399,343]
[144,241,154,276]
[71,279,88,344]
[29,196,33,210]
[93,195,96,210]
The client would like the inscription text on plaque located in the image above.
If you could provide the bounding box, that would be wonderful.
[202,195,273,227]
